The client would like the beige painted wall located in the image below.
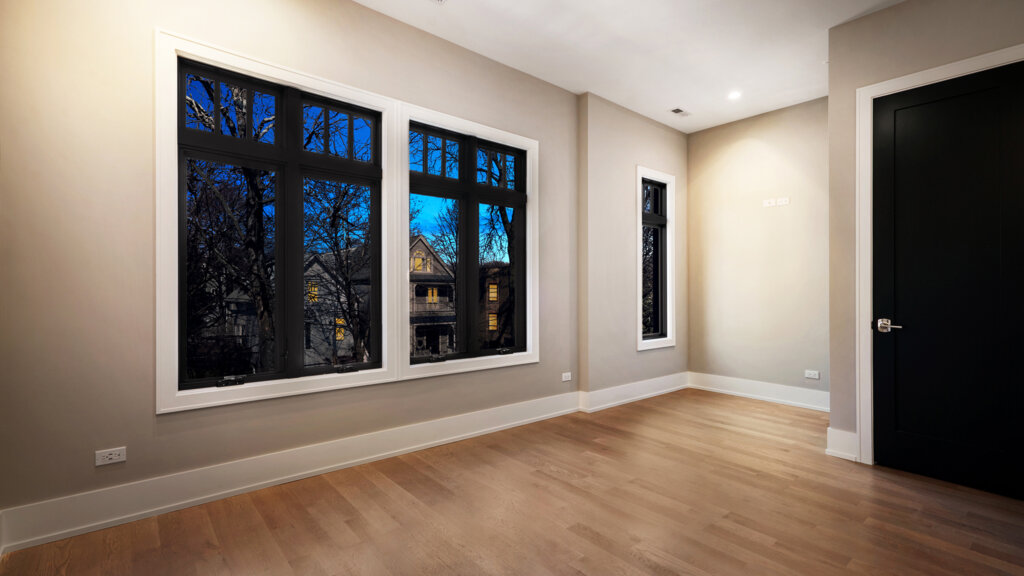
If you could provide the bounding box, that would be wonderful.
[0,0,579,509]
[577,93,688,391]
[828,0,1024,430]
[688,98,828,390]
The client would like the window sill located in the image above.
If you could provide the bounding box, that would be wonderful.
[402,350,539,381]
[638,336,675,351]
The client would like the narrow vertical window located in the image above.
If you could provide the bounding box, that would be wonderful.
[637,168,675,350]
[488,283,498,301]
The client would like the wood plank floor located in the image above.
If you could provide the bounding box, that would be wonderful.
[3,389,1023,575]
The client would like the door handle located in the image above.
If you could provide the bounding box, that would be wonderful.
[876,318,903,333]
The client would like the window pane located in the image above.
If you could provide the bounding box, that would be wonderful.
[303,104,325,153]
[505,154,516,189]
[328,110,349,158]
[353,116,373,162]
[409,131,424,172]
[489,152,502,187]
[410,194,460,359]
[643,180,663,215]
[427,135,443,176]
[445,140,459,179]
[219,83,247,138]
[479,203,516,350]
[303,178,373,367]
[476,149,488,183]
[252,91,275,144]
[642,225,662,336]
[184,157,277,379]
[184,74,215,132]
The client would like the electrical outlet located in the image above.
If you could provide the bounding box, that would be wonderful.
[776,197,791,206]
[562,372,572,382]
[762,198,777,208]
[95,447,127,466]
[804,370,820,380]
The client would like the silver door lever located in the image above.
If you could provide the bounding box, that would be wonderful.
[876,318,902,333]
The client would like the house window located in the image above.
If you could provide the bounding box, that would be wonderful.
[178,59,381,389]
[427,287,439,304]
[409,122,526,362]
[637,167,676,350]
[335,318,346,341]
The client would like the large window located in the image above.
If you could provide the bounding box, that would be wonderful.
[157,33,539,411]
[408,123,527,363]
[636,166,676,351]
[178,59,381,389]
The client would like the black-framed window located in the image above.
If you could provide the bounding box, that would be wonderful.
[178,59,381,390]
[408,122,527,363]
[641,179,667,339]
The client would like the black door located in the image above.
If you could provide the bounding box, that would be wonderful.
[873,60,1024,499]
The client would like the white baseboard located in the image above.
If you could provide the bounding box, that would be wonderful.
[0,392,579,556]
[1,371,838,557]
[686,372,830,412]
[826,427,861,462]
[579,372,689,413]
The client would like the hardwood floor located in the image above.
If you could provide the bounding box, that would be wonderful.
[3,389,1023,575]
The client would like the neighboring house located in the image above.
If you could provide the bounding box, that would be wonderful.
[409,235,457,358]
[303,249,372,367]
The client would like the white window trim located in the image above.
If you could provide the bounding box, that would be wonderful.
[636,165,676,351]
[397,104,540,381]
[155,30,538,413]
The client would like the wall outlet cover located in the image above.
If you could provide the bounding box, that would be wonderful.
[95,447,127,466]
[804,370,820,380]
[561,372,572,382]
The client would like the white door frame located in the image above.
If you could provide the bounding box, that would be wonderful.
[854,43,1024,464]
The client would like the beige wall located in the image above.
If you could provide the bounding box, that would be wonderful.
[688,98,828,390]
[828,0,1024,430]
[577,93,688,391]
[0,0,579,509]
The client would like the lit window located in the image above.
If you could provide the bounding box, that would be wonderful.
[307,281,318,302]
[335,318,346,341]
[413,251,424,271]
[488,283,498,301]
[427,287,438,303]
[488,313,498,331]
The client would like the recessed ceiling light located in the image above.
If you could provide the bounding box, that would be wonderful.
[727,90,742,101]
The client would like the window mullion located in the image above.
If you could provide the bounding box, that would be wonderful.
[283,88,306,376]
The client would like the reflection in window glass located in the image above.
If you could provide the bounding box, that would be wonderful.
[328,110,349,158]
[184,74,215,132]
[479,203,515,350]
[410,131,424,172]
[303,105,325,153]
[353,117,373,162]
[220,83,247,138]
[184,157,277,379]
[303,177,373,367]
[410,194,460,359]
[252,92,276,144]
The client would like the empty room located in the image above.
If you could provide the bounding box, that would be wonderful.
[2,0,1023,574]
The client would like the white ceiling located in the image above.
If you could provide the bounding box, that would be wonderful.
[351,0,902,133]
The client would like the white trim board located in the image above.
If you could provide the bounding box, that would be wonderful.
[579,373,688,413]
[826,427,860,462]
[0,393,578,556]
[0,373,834,556]
[853,42,1024,465]
[688,372,829,412]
